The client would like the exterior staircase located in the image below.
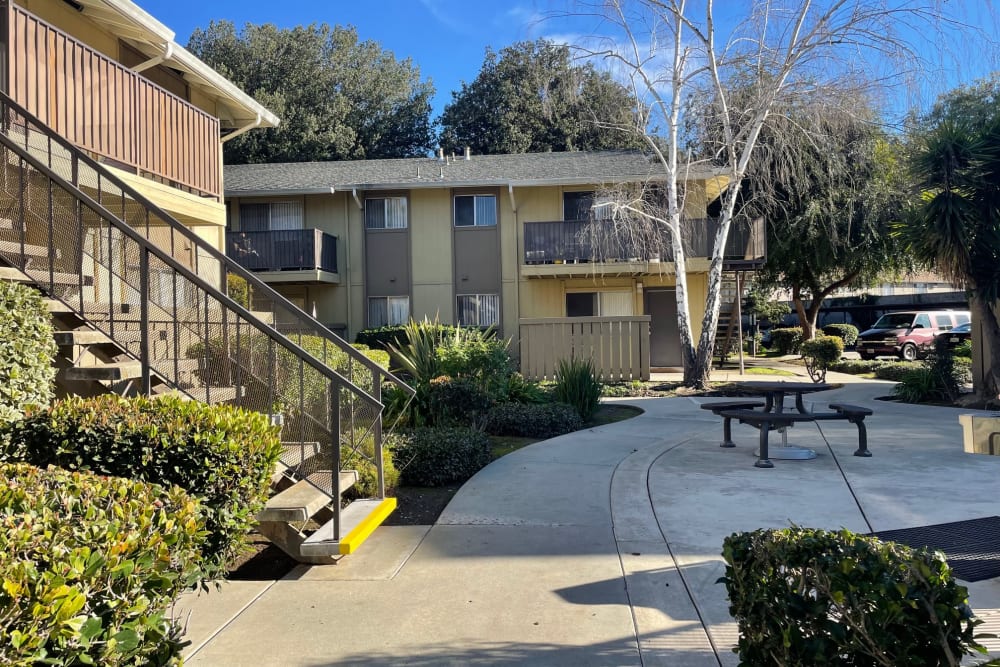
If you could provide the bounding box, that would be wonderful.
[0,91,413,563]
[715,271,751,364]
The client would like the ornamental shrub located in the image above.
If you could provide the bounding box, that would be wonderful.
[485,402,583,439]
[554,358,602,421]
[392,427,492,487]
[426,375,492,426]
[0,463,206,666]
[769,327,803,355]
[355,325,409,351]
[874,361,923,382]
[721,526,983,666]
[502,372,547,404]
[822,323,859,347]
[0,396,281,578]
[0,281,56,425]
[799,335,844,383]
[226,272,252,309]
[829,359,892,375]
[342,430,400,499]
[436,326,512,400]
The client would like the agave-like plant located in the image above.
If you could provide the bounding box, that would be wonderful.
[387,317,443,384]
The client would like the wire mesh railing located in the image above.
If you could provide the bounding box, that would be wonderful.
[0,91,413,544]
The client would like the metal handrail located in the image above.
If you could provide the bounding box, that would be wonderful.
[0,121,382,408]
[0,90,412,396]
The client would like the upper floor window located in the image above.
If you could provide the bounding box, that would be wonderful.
[365,197,408,229]
[455,195,497,227]
[563,191,612,222]
[240,202,303,231]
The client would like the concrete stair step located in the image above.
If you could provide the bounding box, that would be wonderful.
[0,239,57,259]
[43,298,75,314]
[258,470,358,523]
[300,497,397,557]
[0,265,92,287]
[278,442,322,470]
[53,329,113,347]
[62,360,143,382]
[0,217,19,230]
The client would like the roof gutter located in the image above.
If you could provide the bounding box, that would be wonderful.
[221,113,262,144]
[131,41,173,73]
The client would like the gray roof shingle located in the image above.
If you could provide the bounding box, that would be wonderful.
[224,150,722,195]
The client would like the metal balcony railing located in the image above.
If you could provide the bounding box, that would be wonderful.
[0,90,412,548]
[523,218,765,266]
[227,229,338,274]
[4,2,221,199]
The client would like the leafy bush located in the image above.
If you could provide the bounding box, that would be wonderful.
[822,323,859,347]
[436,326,512,399]
[0,281,56,425]
[954,339,972,359]
[392,427,492,487]
[769,327,803,355]
[829,359,892,375]
[955,356,973,385]
[554,358,602,421]
[892,367,942,403]
[355,325,409,351]
[1,463,206,666]
[226,272,252,309]
[800,335,844,383]
[342,430,400,499]
[485,402,583,439]
[721,526,983,666]
[426,375,492,426]
[602,380,645,398]
[874,361,923,381]
[503,372,547,404]
[0,396,281,578]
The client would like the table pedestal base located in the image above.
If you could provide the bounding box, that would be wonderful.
[763,445,817,460]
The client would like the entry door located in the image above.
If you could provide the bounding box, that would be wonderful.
[646,289,681,367]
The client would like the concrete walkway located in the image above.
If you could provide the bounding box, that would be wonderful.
[177,371,1000,666]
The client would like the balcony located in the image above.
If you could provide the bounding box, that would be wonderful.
[521,218,765,277]
[227,230,339,284]
[4,2,221,200]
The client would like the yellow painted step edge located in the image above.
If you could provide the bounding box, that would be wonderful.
[339,497,397,555]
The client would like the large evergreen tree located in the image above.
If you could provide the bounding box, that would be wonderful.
[438,40,640,155]
[188,21,435,163]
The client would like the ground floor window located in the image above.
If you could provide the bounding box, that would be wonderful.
[368,296,409,327]
[457,293,500,327]
[566,290,633,317]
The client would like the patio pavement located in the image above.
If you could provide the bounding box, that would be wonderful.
[177,367,1000,666]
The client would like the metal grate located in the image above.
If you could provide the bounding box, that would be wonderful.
[0,91,413,545]
[871,516,1000,582]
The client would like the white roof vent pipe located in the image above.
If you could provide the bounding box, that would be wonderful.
[437,147,445,161]
[464,146,471,160]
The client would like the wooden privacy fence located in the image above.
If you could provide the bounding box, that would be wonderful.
[519,316,651,382]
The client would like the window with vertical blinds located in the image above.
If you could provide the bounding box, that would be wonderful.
[454,195,497,227]
[365,197,408,229]
[239,202,303,231]
[457,294,500,326]
[368,296,410,327]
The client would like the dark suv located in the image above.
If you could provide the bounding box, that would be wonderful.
[857,310,970,361]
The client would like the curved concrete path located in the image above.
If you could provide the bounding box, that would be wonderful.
[181,375,1000,666]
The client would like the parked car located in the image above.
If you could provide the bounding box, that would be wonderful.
[856,310,970,361]
[939,321,972,349]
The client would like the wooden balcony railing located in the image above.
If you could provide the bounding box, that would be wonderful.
[4,2,221,199]
[523,218,765,267]
[227,229,338,274]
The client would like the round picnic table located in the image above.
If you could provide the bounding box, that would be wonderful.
[733,381,834,459]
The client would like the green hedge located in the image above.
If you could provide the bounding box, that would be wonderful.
[341,429,401,499]
[426,375,492,426]
[485,402,583,439]
[721,526,983,666]
[392,427,492,487]
[0,281,56,425]
[0,396,281,578]
[822,323,859,347]
[355,325,409,351]
[0,463,205,666]
[874,361,923,382]
[769,327,803,355]
[829,359,892,375]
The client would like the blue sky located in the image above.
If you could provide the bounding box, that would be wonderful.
[140,0,998,123]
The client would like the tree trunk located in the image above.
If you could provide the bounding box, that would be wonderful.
[970,297,1000,400]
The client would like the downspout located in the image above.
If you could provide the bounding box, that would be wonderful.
[132,41,174,73]
[333,186,354,340]
[221,113,262,144]
[508,183,521,366]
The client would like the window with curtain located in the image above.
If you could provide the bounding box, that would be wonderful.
[365,197,408,229]
[368,296,410,327]
[454,195,497,227]
[565,290,633,317]
[457,294,500,326]
[239,202,303,231]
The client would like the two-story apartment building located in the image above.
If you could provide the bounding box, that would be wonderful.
[225,151,765,377]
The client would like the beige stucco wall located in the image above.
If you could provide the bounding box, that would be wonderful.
[226,176,721,341]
